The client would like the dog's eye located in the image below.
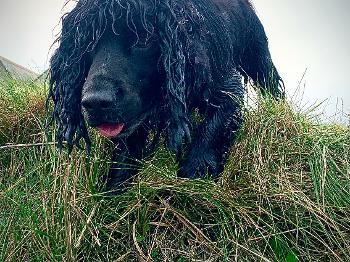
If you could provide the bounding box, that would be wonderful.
[130,39,159,57]
[132,42,153,51]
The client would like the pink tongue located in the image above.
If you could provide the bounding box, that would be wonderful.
[97,123,124,138]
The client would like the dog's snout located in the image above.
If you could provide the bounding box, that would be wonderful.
[81,92,115,110]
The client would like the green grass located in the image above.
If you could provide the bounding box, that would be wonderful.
[0,78,349,261]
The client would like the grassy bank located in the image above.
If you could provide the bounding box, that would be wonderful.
[0,78,349,261]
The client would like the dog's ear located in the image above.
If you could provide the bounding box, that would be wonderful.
[48,2,101,152]
[156,2,214,156]
[49,47,91,153]
[156,4,192,156]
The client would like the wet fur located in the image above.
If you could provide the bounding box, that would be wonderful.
[48,0,283,190]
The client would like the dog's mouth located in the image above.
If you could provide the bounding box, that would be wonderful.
[88,108,152,139]
[97,123,125,138]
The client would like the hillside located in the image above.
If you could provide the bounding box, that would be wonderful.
[0,78,349,261]
[0,56,38,81]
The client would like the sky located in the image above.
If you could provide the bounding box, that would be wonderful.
[254,0,350,122]
[0,0,349,122]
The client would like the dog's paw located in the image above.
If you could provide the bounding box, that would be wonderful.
[178,151,222,179]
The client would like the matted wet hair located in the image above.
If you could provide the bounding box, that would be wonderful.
[48,0,284,153]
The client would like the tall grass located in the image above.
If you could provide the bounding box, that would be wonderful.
[0,76,46,146]
[0,78,349,261]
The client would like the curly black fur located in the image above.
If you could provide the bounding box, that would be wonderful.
[48,0,284,190]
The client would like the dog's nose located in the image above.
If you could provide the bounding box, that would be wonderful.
[81,92,115,110]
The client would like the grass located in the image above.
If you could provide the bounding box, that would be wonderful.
[0,77,349,261]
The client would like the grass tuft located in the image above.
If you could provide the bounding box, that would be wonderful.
[0,79,349,261]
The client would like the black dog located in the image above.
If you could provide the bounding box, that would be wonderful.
[48,0,284,190]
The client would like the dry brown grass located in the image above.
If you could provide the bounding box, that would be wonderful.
[0,79,349,261]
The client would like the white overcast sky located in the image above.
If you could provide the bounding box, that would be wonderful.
[0,0,349,122]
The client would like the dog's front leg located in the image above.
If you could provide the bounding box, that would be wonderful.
[179,72,244,179]
[105,127,148,192]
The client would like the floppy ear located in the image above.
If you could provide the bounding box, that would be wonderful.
[48,1,107,152]
[156,2,192,156]
[156,1,214,156]
[49,50,90,153]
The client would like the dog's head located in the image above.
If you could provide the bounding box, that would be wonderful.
[48,0,210,152]
[81,30,163,139]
